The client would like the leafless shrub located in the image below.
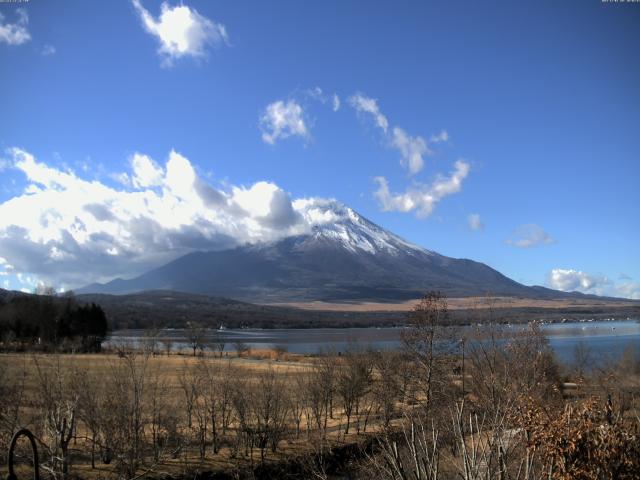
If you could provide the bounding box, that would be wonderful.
[234,341,250,357]
[33,357,78,480]
[0,358,27,460]
[337,348,373,435]
[103,350,150,478]
[184,322,206,357]
[402,291,456,413]
[210,329,226,358]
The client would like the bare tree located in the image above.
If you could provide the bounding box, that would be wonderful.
[185,322,207,357]
[290,377,306,439]
[147,367,175,463]
[199,360,220,455]
[190,367,209,460]
[75,369,106,469]
[302,366,327,435]
[572,340,592,380]
[160,334,173,356]
[234,341,250,357]
[337,349,373,435]
[373,351,402,428]
[210,329,226,358]
[252,368,290,460]
[402,291,453,413]
[142,326,162,356]
[0,358,27,458]
[104,350,150,478]
[34,357,78,480]
[179,363,199,430]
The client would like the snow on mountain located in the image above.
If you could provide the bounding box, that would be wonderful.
[294,199,430,256]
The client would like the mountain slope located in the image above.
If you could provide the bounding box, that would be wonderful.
[79,202,583,302]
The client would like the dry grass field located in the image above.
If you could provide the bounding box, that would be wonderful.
[1,305,639,480]
[0,349,399,479]
[269,296,640,312]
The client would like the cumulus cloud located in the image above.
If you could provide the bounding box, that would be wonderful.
[468,213,483,231]
[548,268,640,299]
[231,181,302,229]
[548,269,602,292]
[130,153,164,188]
[373,160,470,218]
[506,224,555,248]
[0,8,30,46]
[0,148,347,289]
[260,100,308,145]
[132,0,228,66]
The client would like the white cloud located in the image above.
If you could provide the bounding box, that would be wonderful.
[306,88,340,112]
[350,91,467,217]
[130,153,164,188]
[374,160,470,218]
[548,269,601,292]
[349,92,449,175]
[231,181,302,229]
[468,213,483,231]
[111,172,133,187]
[132,0,228,66]
[0,148,348,288]
[332,94,341,112]
[548,268,640,299]
[348,93,389,133]
[430,130,449,143]
[615,282,640,300]
[506,224,555,248]
[260,100,308,145]
[307,86,324,101]
[40,44,56,56]
[0,9,30,46]
[391,127,429,175]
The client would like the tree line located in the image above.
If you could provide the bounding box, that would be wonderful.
[0,289,108,352]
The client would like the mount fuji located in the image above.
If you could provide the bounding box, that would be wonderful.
[78,201,580,303]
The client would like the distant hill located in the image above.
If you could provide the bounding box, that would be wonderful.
[79,201,608,303]
[74,290,405,330]
[2,288,637,330]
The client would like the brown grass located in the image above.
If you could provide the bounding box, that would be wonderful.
[0,351,386,479]
[266,296,640,312]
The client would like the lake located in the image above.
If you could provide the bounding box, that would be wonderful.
[107,319,640,366]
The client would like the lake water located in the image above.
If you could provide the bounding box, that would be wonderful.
[108,319,639,366]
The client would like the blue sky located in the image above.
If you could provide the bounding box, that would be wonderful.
[0,0,639,297]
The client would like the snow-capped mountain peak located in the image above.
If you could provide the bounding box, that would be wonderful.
[295,199,431,256]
